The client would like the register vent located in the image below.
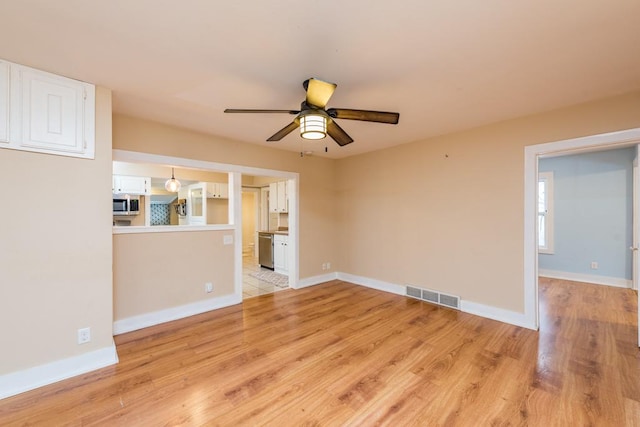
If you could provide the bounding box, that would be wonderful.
[439,293,460,309]
[406,286,422,299]
[405,285,460,310]
[421,290,439,304]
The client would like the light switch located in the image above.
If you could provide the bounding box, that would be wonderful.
[223,235,233,245]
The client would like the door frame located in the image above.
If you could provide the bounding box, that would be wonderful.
[523,128,640,339]
[633,146,639,291]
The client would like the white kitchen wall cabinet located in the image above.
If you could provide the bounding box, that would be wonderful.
[206,182,228,199]
[113,175,150,195]
[0,61,9,145]
[269,180,289,213]
[0,59,95,159]
[274,234,289,275]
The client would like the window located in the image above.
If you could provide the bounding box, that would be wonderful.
[538,171,554,253]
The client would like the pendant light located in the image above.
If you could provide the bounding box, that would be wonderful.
[165,168,181,192]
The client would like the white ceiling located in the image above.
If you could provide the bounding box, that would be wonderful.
[1,1,639,159]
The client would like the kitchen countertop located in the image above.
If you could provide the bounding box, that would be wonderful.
[259,230,289,235]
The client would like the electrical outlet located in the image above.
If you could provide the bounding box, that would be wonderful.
[77,327,91,344]
[590,261,598,270]
[326,262,331,270]
[205,282,213,293]
[321,263,326,270]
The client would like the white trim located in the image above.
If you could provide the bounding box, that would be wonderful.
[230,172,244,301]
[539,269,632,289]
[459,301,534,330]
[336,272,405,295]
[537,171,555,254]
[113,293,241,335]
[288,178,299,290]
[295,272,338,289]
[113,224,235,234]
[525,128,640,332]
[0,343,118,400]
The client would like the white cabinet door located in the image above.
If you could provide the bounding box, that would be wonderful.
[113,175,149,195]
[0,61,8,144]
[12,64,95,158]
[274,234,289,275]
[188,182,207,225]
[277,180,288,213]
[269,182,278,213]
[269,181,289,213]
[206,182,229,199]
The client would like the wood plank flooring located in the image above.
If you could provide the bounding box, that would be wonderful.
[0,278,638,426]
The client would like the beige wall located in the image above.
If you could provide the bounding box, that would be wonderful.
[0,87,113,375]
[242,191,257,252]
[336,91,640,313]
[113,161,228,183]
[113,230,234,320]
[207,198,229,224]
[113,114,339,279]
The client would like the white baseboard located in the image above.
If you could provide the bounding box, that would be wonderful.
[0,343,118,400]
[336,272,535,329]
[295,272,338,289]
[460,300,535,330]
[335,272,406,296]
[538,269,632,289]
[113,293,242,335]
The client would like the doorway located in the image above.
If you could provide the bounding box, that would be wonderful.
[537,147,635,288]
[523,128,640,345]
[240,178,292,299]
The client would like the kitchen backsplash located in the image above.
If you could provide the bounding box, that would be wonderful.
[151,204,171,225]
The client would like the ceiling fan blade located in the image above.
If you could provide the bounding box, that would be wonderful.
[304,78,337,109]
[326,108,399,124]
[224,109,299,114]
[327,120,354,146]
[267,121,299,141]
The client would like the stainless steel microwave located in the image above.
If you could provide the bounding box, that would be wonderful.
[113,196,140,216]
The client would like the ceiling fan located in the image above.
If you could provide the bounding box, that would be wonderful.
[224,78,400,146]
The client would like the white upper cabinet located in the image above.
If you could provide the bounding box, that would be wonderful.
[206,182,228,199]
[269,180,289,213]
[0,58,95,159]
[0,61,9,144]
[113,175,150,195]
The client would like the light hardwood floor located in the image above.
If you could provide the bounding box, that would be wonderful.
[0,278,638,426]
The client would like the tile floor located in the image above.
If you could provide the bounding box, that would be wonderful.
[242,255,289,299]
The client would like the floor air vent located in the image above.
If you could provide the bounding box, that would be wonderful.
[406,286,422,299]
[406,285,460,310]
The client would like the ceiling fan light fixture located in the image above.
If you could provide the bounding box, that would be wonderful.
[299,114,327,140]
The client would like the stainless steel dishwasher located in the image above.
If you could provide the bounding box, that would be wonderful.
[258,232,274,269]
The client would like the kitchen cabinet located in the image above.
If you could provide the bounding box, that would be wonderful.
[0,60,95,159]
[269,180,289,213]
[113,175,150,195]
[206,182,228,199]
[274,234,289,275]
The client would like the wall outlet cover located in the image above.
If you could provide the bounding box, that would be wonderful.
[77,327,91,344]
